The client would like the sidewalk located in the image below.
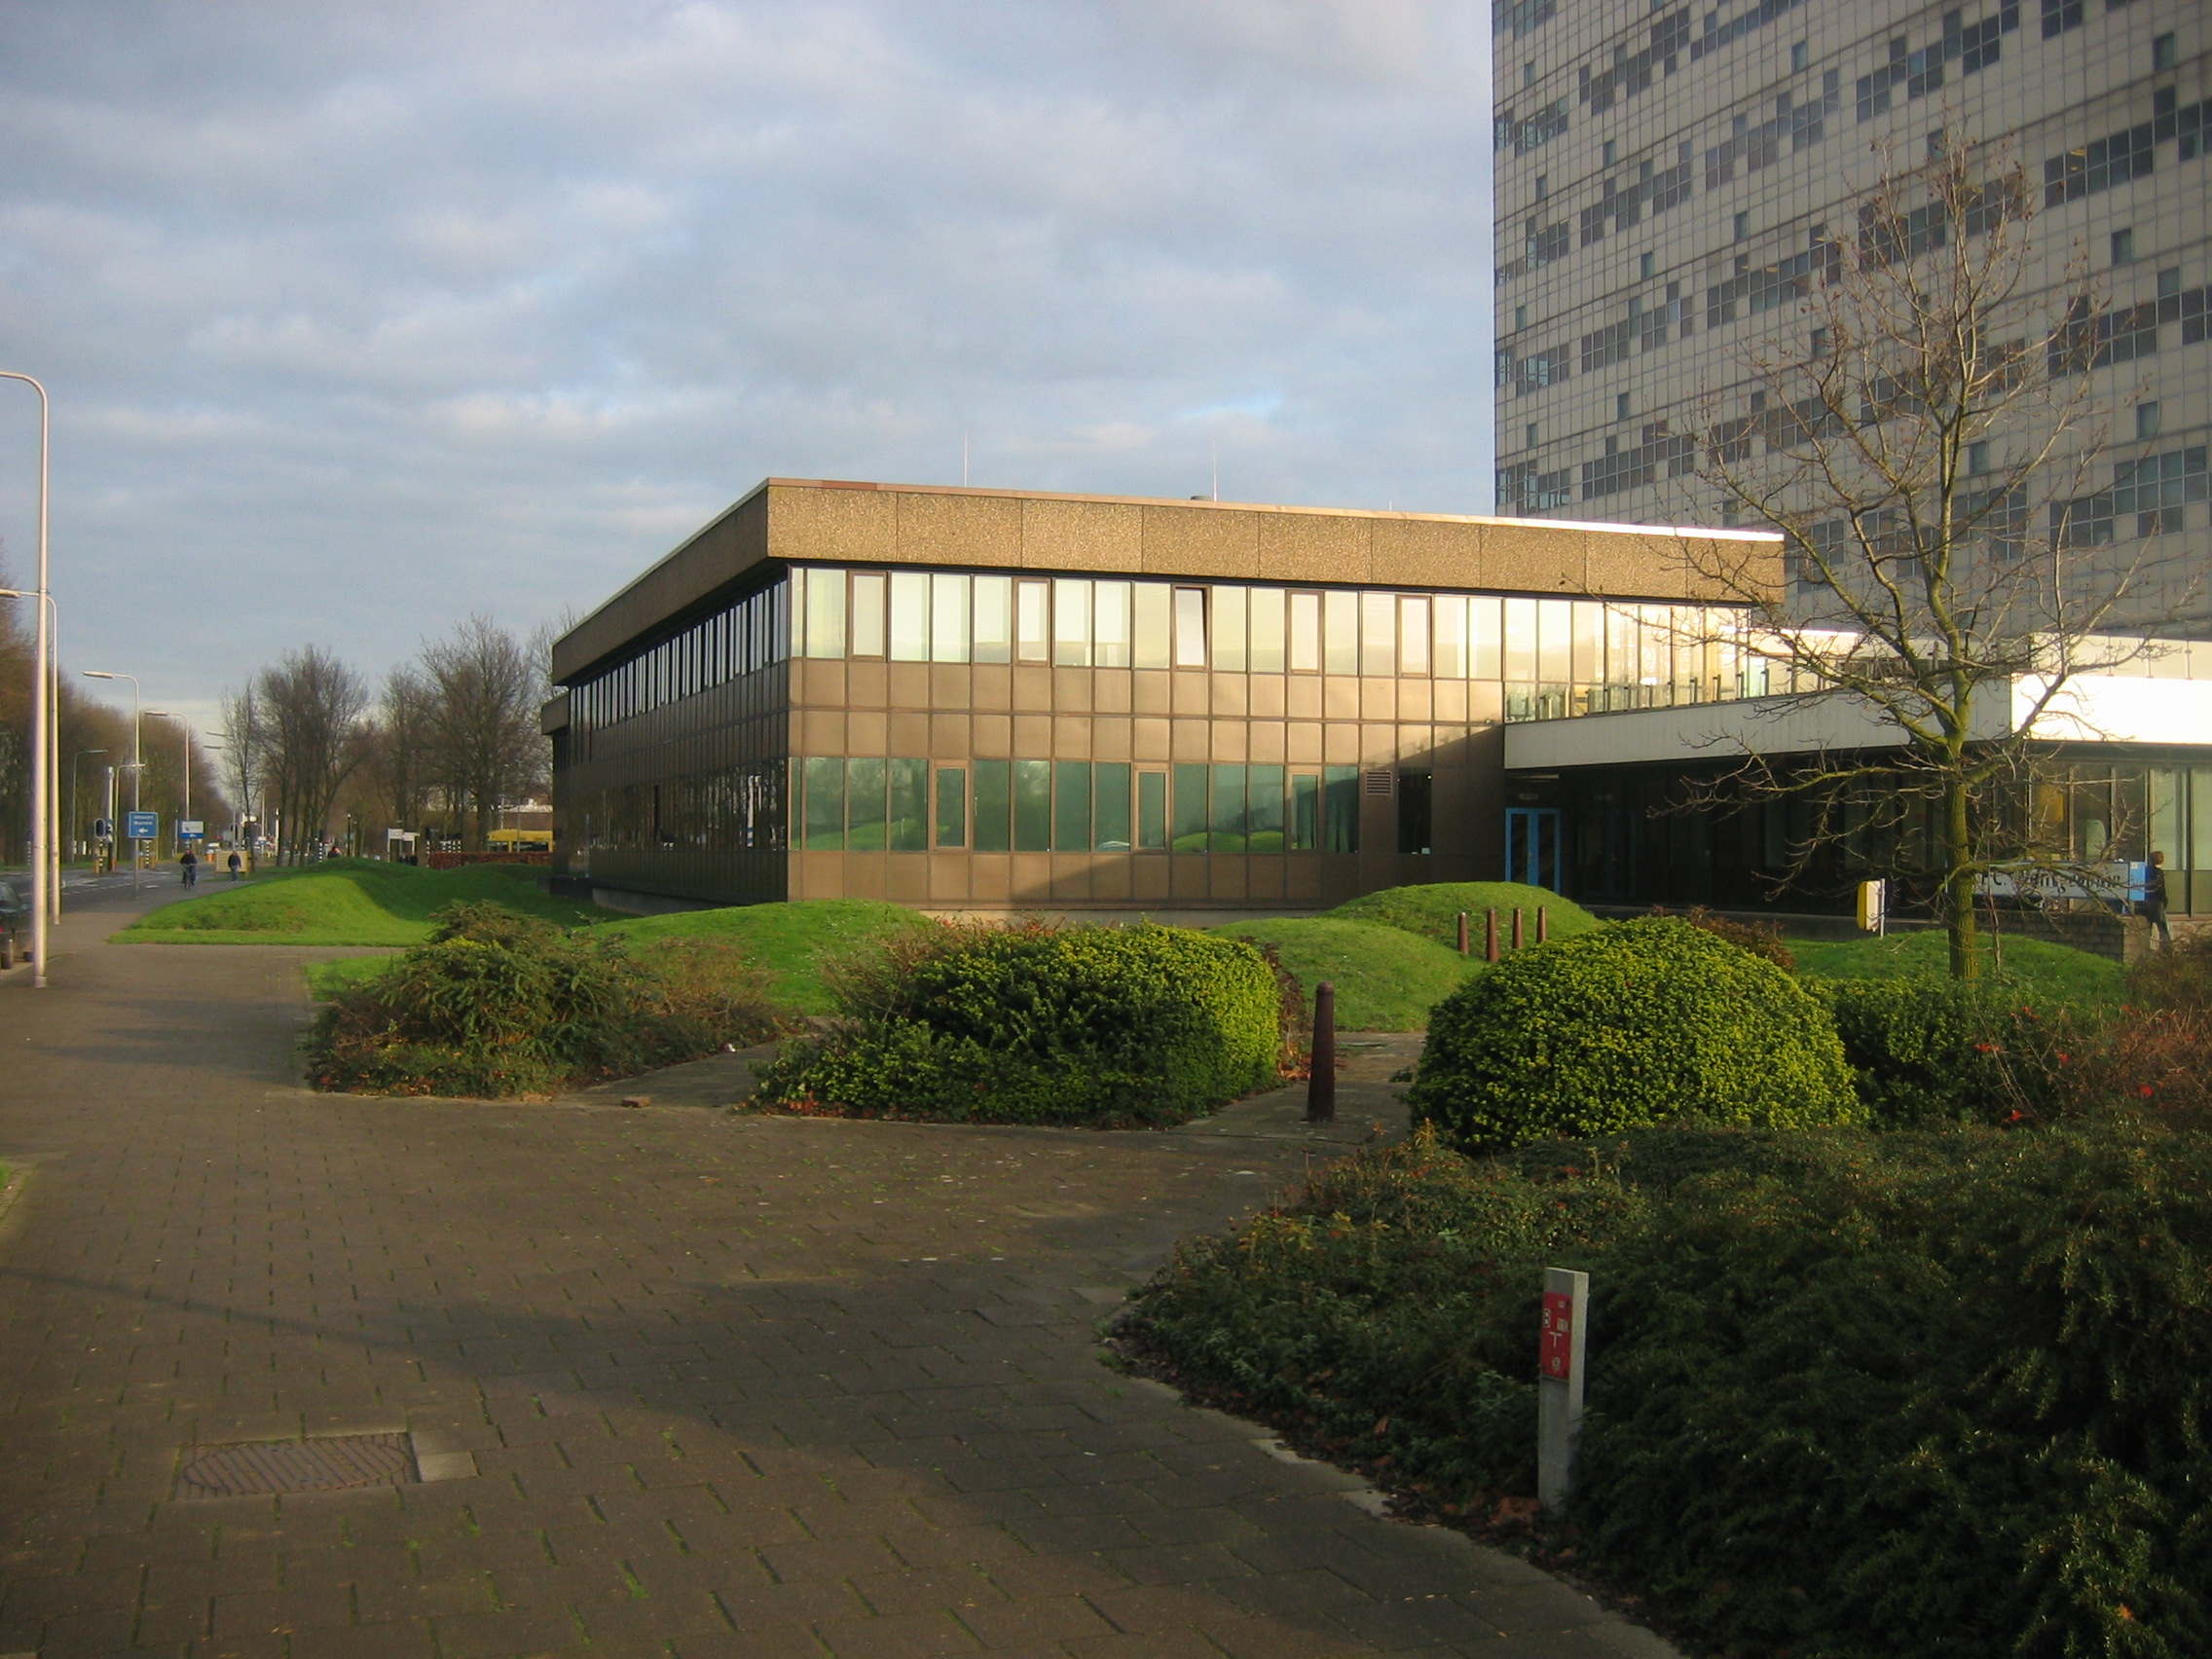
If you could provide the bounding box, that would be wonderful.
[0,899,1674,1659]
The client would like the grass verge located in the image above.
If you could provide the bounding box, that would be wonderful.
[582,899,935,1014]
[117,861,615,946]
[1209,915,1477,1031]
[1328,881,1602,947]
[1790,927,2123,1008]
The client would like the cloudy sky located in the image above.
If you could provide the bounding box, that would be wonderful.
[0,1,1492,729]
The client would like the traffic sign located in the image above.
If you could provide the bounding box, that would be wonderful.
[179,820,205,839]
[125,810,159,841]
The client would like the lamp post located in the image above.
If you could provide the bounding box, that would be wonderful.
[82,671,141,892]
[68,749,105,864]
[0,584,59,929]
[0,373,49,985]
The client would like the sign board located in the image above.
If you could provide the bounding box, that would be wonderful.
[1973,861,2143,905]
[1856,878,1887,936]
[1539,1290,1576,1382]
[124,810,159,842]
[179,820,205,839]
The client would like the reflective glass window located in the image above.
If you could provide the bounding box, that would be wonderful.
[1472,595,1503,680]
[972,576,1012,663]
[888,758,927,851]
[1324,590,1359,674]
[1323,766,1360,852]
[889,571,929,661]
[1433,595,1466,678]
[1247,765,1286,851]
[1290,771,1321,850]
[1212,587,1247,672]
[1400,597,1431,677]
[1053,579,1091,667]
[1015,580,1050,662]
[801,571,846,660]
[1361,593,1396,677]
[1014,759,1052,850]
[802,756,845,849]
[1137,769,1168,850]
[1537,599,1572,683]
[1172,763,1210,850]
[1093,581,1132,668]
[1248,587,1284,673]
[931,574,970,663]
[1173,589,1208,668]
[1212,765,1247,850]
[1094,763,1131,850]
[1133,583,1171,669]
[1289,591,1322,672]
[1053,761,1091,850]
[972,759,1012,851]
[1572,602,1603,686]
[935,767,967,846]
[1503,598,1538,682]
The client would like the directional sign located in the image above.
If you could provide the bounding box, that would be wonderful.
[179,820,205,839]
[125,810,159,841]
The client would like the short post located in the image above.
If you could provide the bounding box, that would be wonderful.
[1456,910,1470,955]
[1486,908,1499,963]
[1537,1266,1589,1512]
[1537,904,1549,944]
[1511,907,1525,950]
[1307,981,1336,1124]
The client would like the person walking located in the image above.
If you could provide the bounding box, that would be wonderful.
[227,850,243,880]
[178,848,200,888]
[2143,850,2173,948]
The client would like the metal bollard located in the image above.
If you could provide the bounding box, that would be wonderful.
[1456,910,1470,955]
[1511,907,1525,950]
[1307,981,1337,1123]
[1537,904,1549,944]
[1486,908,1499,963]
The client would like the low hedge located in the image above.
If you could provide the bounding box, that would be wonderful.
[306,902,778,1096]
[1812,977,2054,1125]
[753,920,1282,1125]
[1121,1121,2212,1659]
[1407,917,1861,1149]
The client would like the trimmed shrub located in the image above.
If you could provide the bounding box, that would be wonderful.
[1328,881,1601,949]
[754,920,1281,1125]
[1812,977,2052,1125]
[1407,917,1860,1149]
[1648,903,1795,972]
[307,902,778,1096]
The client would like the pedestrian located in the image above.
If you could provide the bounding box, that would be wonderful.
[227,850,243,880]
[179,848,200,889]
[2142,850,2172,948]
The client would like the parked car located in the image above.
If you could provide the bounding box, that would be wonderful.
[0,881,23,970]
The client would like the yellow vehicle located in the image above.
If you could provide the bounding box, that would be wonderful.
[487,828,552,853]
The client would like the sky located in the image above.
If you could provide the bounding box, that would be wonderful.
[0,0,1493,733]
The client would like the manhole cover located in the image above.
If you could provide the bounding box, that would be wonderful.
[177,1433,417,1498]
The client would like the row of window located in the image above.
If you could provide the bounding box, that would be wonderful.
[794,758,1369,855]
[572,582,789,735]
[2044,92,2212,207]
[2055,445,2212,546]
[1855,3,2015,123]
[2049,275,2210,375]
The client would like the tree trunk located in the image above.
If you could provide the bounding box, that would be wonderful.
[1942,775,1979,982]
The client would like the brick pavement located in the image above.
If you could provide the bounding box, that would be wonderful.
[0,890,1675,1659]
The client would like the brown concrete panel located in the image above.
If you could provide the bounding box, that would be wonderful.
[1248,860,1285,902]
[1360,679,1396,720]
[1131,671,1171,715]
[1013,667,1053,711]
[1092,857,1133,901]
[1170,722,1209,760]
[1093,670,1131,714]
[1050,857,1092,902]
[1052,716,1092,756]
[1248,676,1286,717]
[1211,859,1248,901]
[1092,719,1132,761]
[1324,679,1360,720]
[930,713,972,756]
[1257,511,1371,584]
[793,850,840,899]
[1171,674,1209,718]
[1370,515,1482,590]
[887,857,930,903]
[969,853,1012,902]
[929,664,970,708]
[1362,724,1398,763]
[1249,722,1286,763]
[774,480,899,566]
[972,664,1013,710]
[929,852,971,903]
[1286,721,1323,763]
[1210,724,1248,762]
[1131,719,1171,760]
[798,658,847,708]
[889,712,930,756]
[1011,854,1053,904]
[1287,858,1323,902]
[844,660,885,707]
[887,663,931,709]
[1397,680,1434,721]
[847,711,888,756]
[1285,677,1323,719]
[1013,714,1051,755]
[1140,504,1260,578]
[1434,679,1469,723]
[1396,724,1435,761]
[1480,522,1585,593]
[972,714,1013,756]
[1132,855,1170,902]
[1323,724,1361,764]
[1210,678,1248,717]
[1169,857,1210,900]
[1051,668,1091,710]
[1468,682,1505,723]
[803,709,846,755]
[1021,496,1141,571]
[896,489,1021,569]
[843,857,885,899]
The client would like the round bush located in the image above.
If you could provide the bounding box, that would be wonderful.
[756,922,1282,1125]
[1406,917,1861,1149]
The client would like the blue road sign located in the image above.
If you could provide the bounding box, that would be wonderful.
[125,810,159,841]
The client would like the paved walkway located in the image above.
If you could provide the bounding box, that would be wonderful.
[0,889,1672,1659]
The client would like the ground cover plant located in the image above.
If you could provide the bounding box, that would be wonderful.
[583,899,933,1014]
[1208,915,1476,1031]
[306,902,779,1096]
[1328,881,1600,949]
[1409,916,1861,1148]
[119,860,614,946]
[755,919,1282,1125]
[1120,1119,2212,1659]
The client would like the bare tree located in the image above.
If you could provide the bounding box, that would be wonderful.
[248,647,369,861]
[420,616,546,850]
[361,665,439,837]
[218,684,263,842]
[1680,137,2192,980]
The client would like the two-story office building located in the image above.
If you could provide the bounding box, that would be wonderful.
[545,478,1776,915]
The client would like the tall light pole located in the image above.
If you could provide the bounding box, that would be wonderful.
[83,670,140,892]
[0,374,48,983]
[0,583,58,928]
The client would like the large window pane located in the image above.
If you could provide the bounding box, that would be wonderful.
[1173,588,1208,668]
[888,758,927,851]
[1133,583,1172,669]
[890,571,930,660]
[1504,597,1538,682]
[1537,599,1571,684]
[1433,595,1466,678]
[1094,763,1132,850]
[973,759,1012,851]
[1472,595,1503,680]
[1137,770,1167,850]
[1172,763,1210,851]
[2191,769,2212,872]
[1093,581,1132,668]
[1324,590,1359,674]
[935,767,967,847]
[1290,771,1321,850]
[931,574,971,663]
[1014,759,1052,850]
[1361,593,1396,677]
[972,576,1013,663]
[1053,579,1092,667]
[1605,606,1640,696]
[1289,591,1321,672]
[1247,765,1286,852]
[1211,765,1247,851]
[1571,601,1603,690]
[1212,586,1247,673]
[1052,762,1091,850]
[802,570,846,659]
[846,758,887,851]
[1323,765,1360,852]
[1400,597,1431,676]
[1248,587,1284,673]
[1015,580,1050,662]
[803,756,845,849]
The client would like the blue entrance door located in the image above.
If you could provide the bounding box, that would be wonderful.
[1505,807,1563,891]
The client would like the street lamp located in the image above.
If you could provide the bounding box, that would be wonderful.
[0,585,59,929]
[0,373,50,985]
[82,670,142,893]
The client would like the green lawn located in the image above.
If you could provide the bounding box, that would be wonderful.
[1210,915,1480,1032]
[1327,881,1602,948]
[117,861,619,946]
[304,956,405,1000]
[582,899,937,1014]
[1789,927,2124,1008]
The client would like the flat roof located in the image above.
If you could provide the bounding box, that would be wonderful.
[554,477,1781,683]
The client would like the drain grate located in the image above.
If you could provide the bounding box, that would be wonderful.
[177,1433,417,1498]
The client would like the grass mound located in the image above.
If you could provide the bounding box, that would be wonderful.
[1209,916,1476,1031]
[583,899,933,1014]
[307,903,779,1097]
[1329,882,1601,948]
[1123,1120,2212,1659]
[1788,928,2122,1008]
[119,861,613,946]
